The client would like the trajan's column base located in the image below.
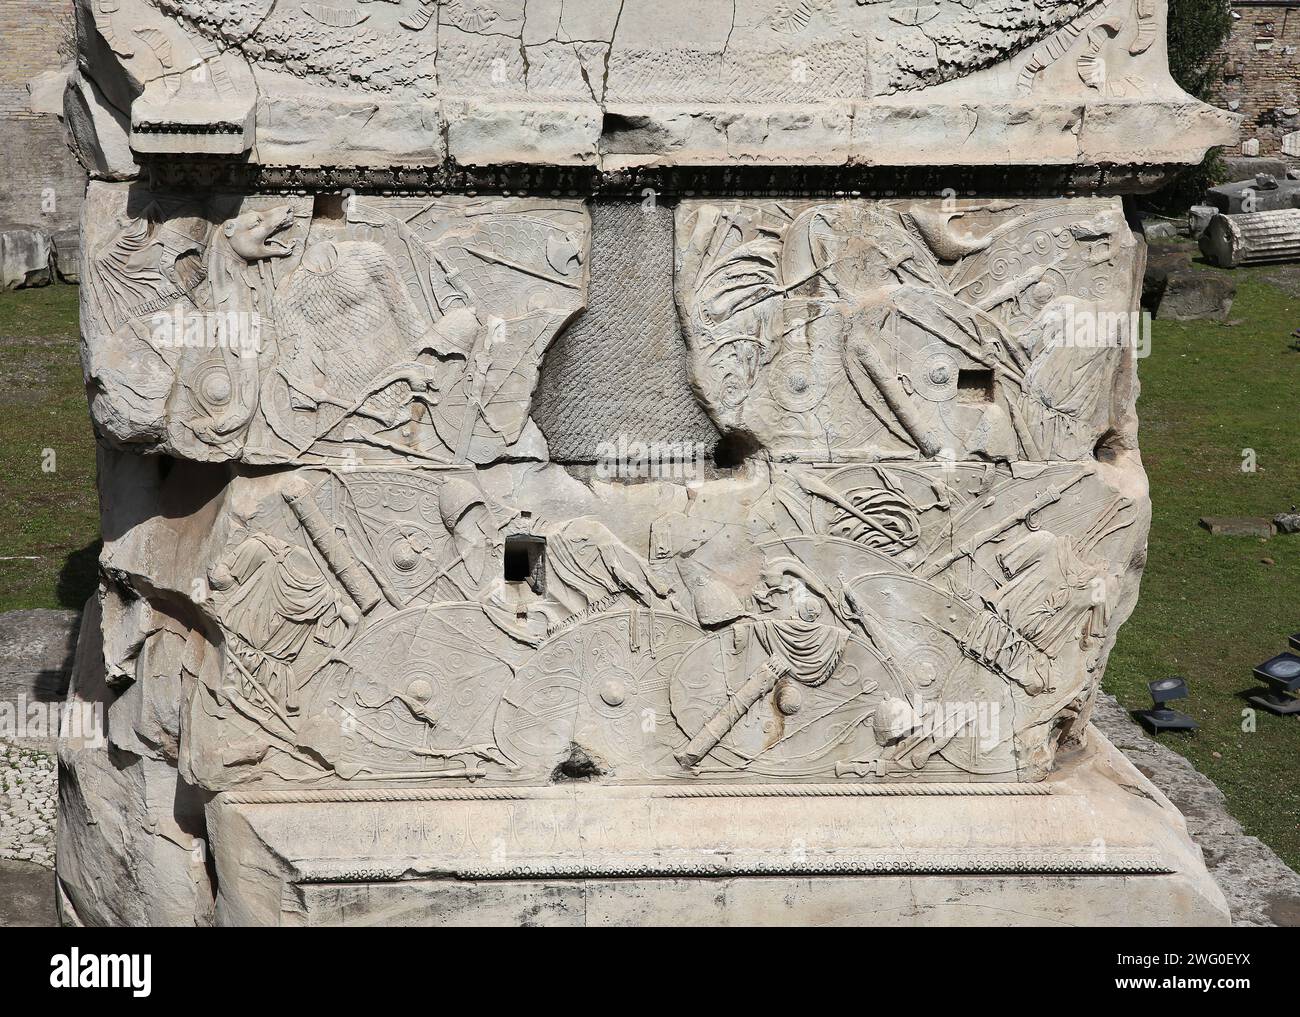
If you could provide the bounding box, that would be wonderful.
[58,0,1240,929]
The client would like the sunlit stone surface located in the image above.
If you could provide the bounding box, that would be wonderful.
[58,0,1235,926]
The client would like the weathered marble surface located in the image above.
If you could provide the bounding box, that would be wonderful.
[76,191,1149,791]
[203,735,1228,926]
[68,0,1234,170]
[58,0,1232,926]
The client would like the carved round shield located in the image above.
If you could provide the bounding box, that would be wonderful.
[376,521,442,595]
[913,342,961,402]
[493,609,702,780]
[760,535,908,583]
[767,351,827,412]
[846,572,1017,775]
[669,621,907,778]
[299,603,533,779]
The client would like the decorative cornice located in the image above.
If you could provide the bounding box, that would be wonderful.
[136,161,1191,200]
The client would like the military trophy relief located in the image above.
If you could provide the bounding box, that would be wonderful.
[57,0,1243,930]
[173,455,1143,790]
[80,187,590,467]
[674,197,1141,465]
[77,192,1147,793]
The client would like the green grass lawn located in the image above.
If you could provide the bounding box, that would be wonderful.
[1107,253,1300,870]
[0,284,98,614]
[0,256,1297,868]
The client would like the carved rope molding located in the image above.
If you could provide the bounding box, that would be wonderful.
[291,852,1177,884]
[220,783,1057,804]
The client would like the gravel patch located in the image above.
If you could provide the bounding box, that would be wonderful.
[0,739,56,869]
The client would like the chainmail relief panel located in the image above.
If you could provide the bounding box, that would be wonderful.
[532,201,721,463]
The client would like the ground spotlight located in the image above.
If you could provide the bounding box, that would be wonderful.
[1245,652,1300,716]
[1134,676,1198,733]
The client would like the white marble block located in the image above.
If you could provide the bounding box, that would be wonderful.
[58,0,1236,927]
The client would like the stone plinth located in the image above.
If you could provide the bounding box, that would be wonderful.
[204,734,1225,926]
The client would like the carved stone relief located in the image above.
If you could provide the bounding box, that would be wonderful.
[70,0,1235,169]
[60,0,1235,927]
[161,456,1143,790]
[675,197,1140,464]
[74,192,1151,795]
[81,185,589,466]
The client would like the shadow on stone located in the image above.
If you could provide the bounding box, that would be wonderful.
[56,539,101,612]
[0,607,82,705]
[0,860,57,927]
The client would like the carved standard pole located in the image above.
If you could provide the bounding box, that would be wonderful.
[58,0,1237,926]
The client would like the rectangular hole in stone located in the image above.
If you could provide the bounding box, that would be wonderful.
[956,368,995,404]
[312,193,348,221]
[599,112,648,151]
[504,535,546,594]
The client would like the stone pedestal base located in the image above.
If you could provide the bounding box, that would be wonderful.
[205,731,1229,926]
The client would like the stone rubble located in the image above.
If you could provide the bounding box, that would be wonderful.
[0,224,54,291]
[0,739,56,870]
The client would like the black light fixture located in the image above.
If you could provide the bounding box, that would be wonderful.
[1245,652,1300,716]
[1134,676,1198,733]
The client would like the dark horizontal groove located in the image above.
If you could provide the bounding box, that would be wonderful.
[138,159,1188,199]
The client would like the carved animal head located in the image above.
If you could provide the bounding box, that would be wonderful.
[221,206,297,262]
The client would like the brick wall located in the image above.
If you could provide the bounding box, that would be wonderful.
[0,117,85,235]
[0,1,84,245]
[1211,2,1300,159]
[0,0,74,116]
